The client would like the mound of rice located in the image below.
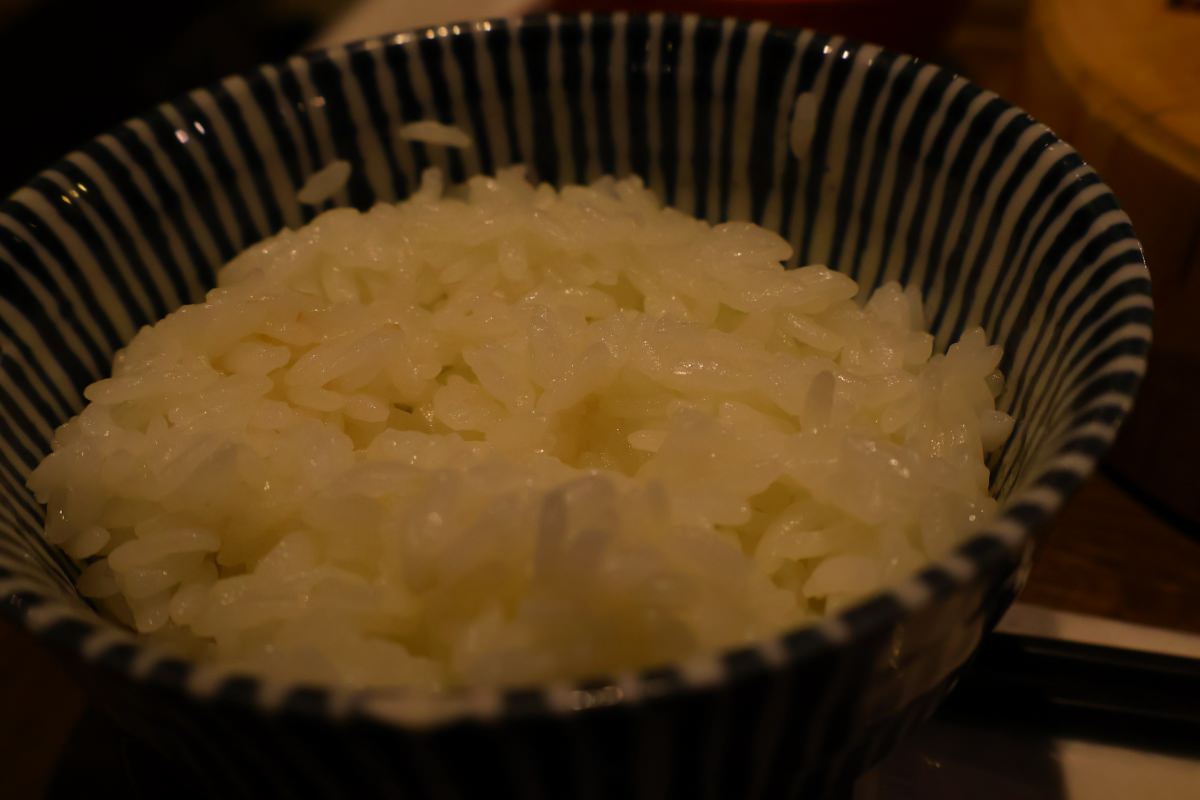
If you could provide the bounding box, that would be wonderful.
[29,167,1013,690]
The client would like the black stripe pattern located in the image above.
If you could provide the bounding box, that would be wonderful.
[0,13,1151,798]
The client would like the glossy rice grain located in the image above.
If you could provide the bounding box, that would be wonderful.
[29,168,1013,689]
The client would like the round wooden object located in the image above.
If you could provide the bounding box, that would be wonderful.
[1019,0,1200,523]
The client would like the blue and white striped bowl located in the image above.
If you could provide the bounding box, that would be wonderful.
[0,13,1151,798]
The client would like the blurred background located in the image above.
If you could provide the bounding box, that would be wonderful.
[1,0,1198,797]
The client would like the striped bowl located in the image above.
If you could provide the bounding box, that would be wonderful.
[0,12,1151,799]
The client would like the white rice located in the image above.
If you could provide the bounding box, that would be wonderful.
[398,121,473,149]
[296,160,352,206]
[29,167,1013,690]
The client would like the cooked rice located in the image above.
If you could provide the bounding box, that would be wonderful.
[29,167,1013,689]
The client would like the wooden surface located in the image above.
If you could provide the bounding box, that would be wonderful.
[1025,0,1200,183]
[1021,472,1200,634]
[1018,0,1200,524]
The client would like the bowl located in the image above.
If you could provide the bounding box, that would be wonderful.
[549,0,962,58]
[0,12,1151,798]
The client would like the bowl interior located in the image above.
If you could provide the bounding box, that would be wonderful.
[0,13,1150,701]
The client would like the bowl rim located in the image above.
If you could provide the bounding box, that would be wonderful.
[0,10,1153,730]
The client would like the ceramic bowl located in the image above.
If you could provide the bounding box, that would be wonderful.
[0,13,1151,798]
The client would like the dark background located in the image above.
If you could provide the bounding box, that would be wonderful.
[0,0,357,197]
